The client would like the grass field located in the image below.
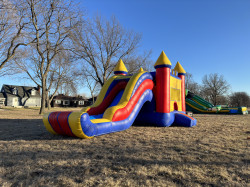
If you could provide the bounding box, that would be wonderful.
[0,107,249,186]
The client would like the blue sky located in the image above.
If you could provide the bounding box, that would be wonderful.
[1,0,250,96]
[81,0,250,94]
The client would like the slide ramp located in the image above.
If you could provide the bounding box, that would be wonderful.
[44,72,155,138]
[186,90,248,114]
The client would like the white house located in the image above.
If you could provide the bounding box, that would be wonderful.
[0,85,41,107]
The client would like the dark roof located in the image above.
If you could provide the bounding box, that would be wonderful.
[2,84,40,98]
[0,93,5,98]
[87,96,97,101]
[53,94,86,101]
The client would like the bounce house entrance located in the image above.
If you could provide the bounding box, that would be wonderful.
[174,102,178,111]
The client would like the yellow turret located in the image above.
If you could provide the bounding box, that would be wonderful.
[173,61,186,74]
[138,67,144,72]
[114,59,128,75]
[154,51,172,69]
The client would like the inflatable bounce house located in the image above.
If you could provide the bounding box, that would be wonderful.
[186,90,248,114]
[43,51,197,139]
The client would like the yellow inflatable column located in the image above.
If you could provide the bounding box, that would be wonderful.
[68,111,93,139]
[174,61,186,112]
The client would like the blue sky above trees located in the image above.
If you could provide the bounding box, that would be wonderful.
[1,0,250,96]
[81,0,250,95]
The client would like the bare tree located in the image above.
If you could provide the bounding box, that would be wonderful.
[230,92,250,107]
[56,52,79,98]
[0,0,31,75]
[58,81,78,96]
[216,95,229,105]
[185,73,193,89]
[185,73,200,94]
[70,15,142,87]
[83,72,100,103]
[123,50,153,74]
[15,0,80,114]
[201,73,230,105]
[46,50,79,110]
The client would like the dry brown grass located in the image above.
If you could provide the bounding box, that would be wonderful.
[0,107,249,186]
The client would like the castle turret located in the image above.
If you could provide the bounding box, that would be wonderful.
[174,61,186,112]
[114,59,128,75]
[154,51,172,113]
[138,67,144,72]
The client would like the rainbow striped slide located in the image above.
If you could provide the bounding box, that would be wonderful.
[43,71,155,138]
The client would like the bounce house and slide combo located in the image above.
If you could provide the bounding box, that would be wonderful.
[43,51,197,139]
[186,90,248,115]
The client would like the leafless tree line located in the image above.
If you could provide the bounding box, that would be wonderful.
[186,72,250,107]
[0,0,152,114]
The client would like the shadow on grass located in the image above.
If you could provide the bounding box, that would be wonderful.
[0,119,78,141]
[0,119,159,141]
[0,119,177,141]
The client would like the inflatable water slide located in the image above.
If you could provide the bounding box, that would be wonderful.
[43,51,197,139]
[186,90,248,114]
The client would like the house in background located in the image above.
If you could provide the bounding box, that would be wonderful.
[87,96,97,105]
[0,84,41,107]
[51,94,88,107]
[0,93,5,107]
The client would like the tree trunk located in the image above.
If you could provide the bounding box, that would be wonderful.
[46,92,51,110]
[39,81,46,114]
[213,95,217,106]
[47,96,51,110]
[103,74,107,86]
